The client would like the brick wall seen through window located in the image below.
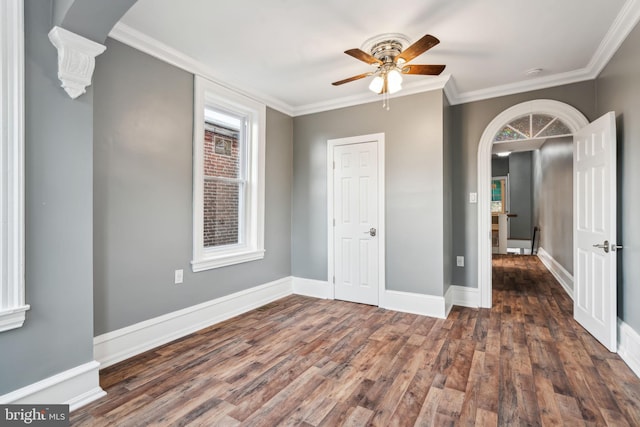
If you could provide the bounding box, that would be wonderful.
[203,124,241,247]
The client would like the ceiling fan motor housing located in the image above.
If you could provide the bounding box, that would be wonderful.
[370,40,404,63]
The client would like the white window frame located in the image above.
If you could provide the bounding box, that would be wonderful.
[0,0,28,332]
[191,76,266,272]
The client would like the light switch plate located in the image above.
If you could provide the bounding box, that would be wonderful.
[457,256,464,267]
[469,192,477,203]
[174,269,184,284]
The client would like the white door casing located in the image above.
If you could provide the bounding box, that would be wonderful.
[478,101,619,351]
[477,100,589,308]
[328,134,385,306]
[573,112,618,352]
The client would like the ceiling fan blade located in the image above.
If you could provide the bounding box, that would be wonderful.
[344,48,382,65]
[401,64,446,75]
[331,72,373,86]
[396,34,440,63]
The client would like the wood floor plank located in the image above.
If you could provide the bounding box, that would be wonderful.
[457,349,485,424]
[71,256,640,426]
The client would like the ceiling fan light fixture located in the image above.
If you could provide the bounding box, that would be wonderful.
[333,32,444,109]
[368,75,384,93]
[387,69,403,94]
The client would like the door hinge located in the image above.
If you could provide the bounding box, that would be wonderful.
[333,219,335,226]
[333,276,335,284]
[333,161,335,169]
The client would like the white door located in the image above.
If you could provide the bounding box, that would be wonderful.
[333,141,379,305]
[574,111,619,352]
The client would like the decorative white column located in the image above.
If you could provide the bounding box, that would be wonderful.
[0,0,28,333]
[48,26,106,99]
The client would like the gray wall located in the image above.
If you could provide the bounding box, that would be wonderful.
[532,137,573,275]
[451,81,597,288]
[93,39,292,335]
[0,0,95,394]
[596,20,640,332]
[292,91,446,296]
[508,151,533,239]
[54,0,137,43]
[491,157,509,177]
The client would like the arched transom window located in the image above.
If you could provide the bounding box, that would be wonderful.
[492,113,572,142]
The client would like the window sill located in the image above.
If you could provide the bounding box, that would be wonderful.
[191,249,265,272]
[0,304,30,333]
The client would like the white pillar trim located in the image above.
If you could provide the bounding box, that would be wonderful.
[48,26,106,99]
[0,0,28,332]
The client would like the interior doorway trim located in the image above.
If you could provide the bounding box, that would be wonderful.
[477,99,588,308]
[327,133,386,305]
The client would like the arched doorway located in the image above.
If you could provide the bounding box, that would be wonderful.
[477,100,589,308]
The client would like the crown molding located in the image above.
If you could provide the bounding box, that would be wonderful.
[588,0,640,76]
[445,0,640,105]
[448,67,594,105]
[110,0,640,114]
[292,75,450,116]
[108,23,295,117]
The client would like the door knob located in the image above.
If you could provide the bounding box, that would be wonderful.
[593,240,609,253]
[364,227,377,237]
[612,243,623,251]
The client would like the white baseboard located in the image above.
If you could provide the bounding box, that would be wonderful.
[382,290,446,319]
[0,361,105,411]
[292,277,331,299]
[618,318,640,378]
[445,285,480,315]
[537,247,574,299]
[94,276,293,369]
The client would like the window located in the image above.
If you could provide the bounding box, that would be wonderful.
[192,76,265,271]
[493,113,572,142]
[0,0,28,332]
[491,178,507,213]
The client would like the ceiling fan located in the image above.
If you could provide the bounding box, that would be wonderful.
[332,33,446,97]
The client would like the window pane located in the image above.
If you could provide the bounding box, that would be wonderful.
[493,125,527,142]
[537,118,572,137]
[531,114,554,136]
[204,125,241,180]
[491,179,505,213]
[508,115,531,138]
[204,180,242,247]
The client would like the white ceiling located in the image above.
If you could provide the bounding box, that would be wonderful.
[115,0,638,115]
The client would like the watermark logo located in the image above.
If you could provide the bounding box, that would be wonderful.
[0,405,69,426]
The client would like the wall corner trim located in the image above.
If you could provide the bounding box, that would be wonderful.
[0,360,105,411]
[445,285,480,315]
[383,290,447,319]
[537,247,574,299]
[94,276,293,369]
[618,318,640,378]
[292,277,331,299]
[48,26,106,99]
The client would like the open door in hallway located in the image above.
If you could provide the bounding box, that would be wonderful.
[574,112,619,352]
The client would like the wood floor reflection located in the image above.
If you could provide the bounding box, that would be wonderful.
[71,255,640,426]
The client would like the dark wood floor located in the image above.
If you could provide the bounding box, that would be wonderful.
[71,255,640,426]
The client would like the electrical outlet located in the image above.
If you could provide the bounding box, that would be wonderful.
[174,269,184,284]
[469,192,477,203]
[456,256,464,267]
